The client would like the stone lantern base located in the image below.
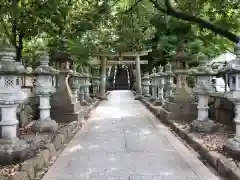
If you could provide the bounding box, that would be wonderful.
[85,96,93,103]
[98,96,108,100]
[190,119,217,132]
[32,118,58,133]
[134,94,143,100]
[223,138,240,160]
[80,99,89,106]
[0,138,31,165]
[147,96,157,103]
[152,98,163,106]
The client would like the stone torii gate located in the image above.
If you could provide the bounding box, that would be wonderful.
[91,50,150,99]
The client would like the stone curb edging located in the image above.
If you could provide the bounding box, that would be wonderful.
[139,98,240,180]
[11,93,109,180]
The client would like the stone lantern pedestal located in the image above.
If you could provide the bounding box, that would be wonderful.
[0,46,30,165]
[32,55,58,133]
[189,64,217,132]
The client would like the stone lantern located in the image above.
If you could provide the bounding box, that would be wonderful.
[32,54,59,133]
[0,45,30,165]
[219,43,240,156]
[91,67,100,98]
[149,67,158,102]
[84,68,93,103]
[153,65,165,106]
[78,66,88,106]
[189,56,218,132]
[164,62,175,101]
[50,39,82,123]
[171,46,193,102]
[69,64,80,103]
[142,72,151,97]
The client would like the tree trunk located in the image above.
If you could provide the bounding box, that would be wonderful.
[149,0,239,43]
[16,33,24,62]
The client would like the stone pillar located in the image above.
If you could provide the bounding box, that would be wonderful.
[164,63,175,101]
[99,56,107,100]
[142,72,150,97]
[0,45,30,165]
[153,65,165,106]
[190,73,216,132]
[134,56,143,100]
[32,55,58,133]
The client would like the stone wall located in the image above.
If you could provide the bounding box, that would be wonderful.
[209,94,235,127]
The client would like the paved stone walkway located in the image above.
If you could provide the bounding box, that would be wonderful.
[43,90,220,180]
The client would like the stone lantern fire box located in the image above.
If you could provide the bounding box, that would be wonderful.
[0,45,31,165]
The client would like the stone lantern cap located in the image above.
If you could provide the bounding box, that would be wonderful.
[0,46,25,75]
[69,64,81,77]
[218,43,240,76]
[175,46,190,61]
[218,63,240,76]
[164,62,174,76]
[150,67,157,78]
[189,65,218,76]
[157,65,164,75]
[51,38,72,63]
[33,55,59,75]
[142,72,150,80]
[188,56,218,76]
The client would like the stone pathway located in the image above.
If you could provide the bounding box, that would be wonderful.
[43,90,221,180]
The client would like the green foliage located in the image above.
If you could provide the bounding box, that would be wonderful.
[0,0,240,69]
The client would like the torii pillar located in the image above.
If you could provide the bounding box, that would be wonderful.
[99,56,108,100]
[134,55,142,100]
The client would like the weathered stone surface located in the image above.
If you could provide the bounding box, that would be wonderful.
[208,151,220,167]
[40,149,50,165]
[0,139,31,165]
[209,96,235,127]
[32,119,58,133]
[52,134,65,150]
[34,154,45,170]
[217,155,232,177]
[190,119,217,132]
[44,143,56,158]
[21,159,36,180]
[12,171,30,180]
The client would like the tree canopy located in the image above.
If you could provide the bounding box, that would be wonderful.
[0,0,239,67]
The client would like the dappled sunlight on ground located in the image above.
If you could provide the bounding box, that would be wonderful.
[42,90,218,180]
